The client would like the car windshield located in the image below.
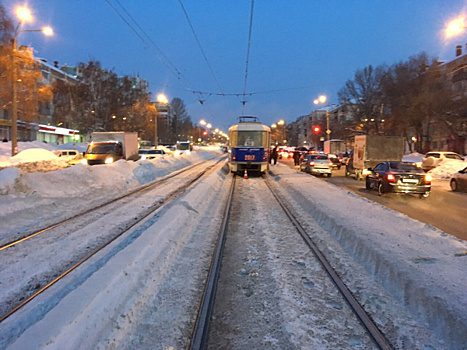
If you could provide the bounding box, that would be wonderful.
[86,143,116,154]
[139,150,162,154]
[389,162,419,172]
[177,143,191,150]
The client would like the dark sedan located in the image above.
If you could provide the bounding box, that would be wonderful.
[365,161,431,198]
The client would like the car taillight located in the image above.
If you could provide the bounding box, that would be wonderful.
[387,173,396,182]
[309,161,315,166]
[425,174,432,184]
[329,162,333,166]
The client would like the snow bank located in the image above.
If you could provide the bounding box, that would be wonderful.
[0,149,222,197]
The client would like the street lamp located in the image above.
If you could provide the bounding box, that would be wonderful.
[11,6,53,156]
[445,16,466,38]
[154,93,168,147]
[314,95,330,140]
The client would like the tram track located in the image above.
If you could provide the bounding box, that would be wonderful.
[265,180,392,350]
[190,175,393,349]
[0,157,225,252]
[0,157,226,324]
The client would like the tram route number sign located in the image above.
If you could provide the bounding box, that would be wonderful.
[244,155,255,161]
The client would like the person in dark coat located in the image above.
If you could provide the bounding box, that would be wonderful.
[293,148,301,166]
[271,146,278,165]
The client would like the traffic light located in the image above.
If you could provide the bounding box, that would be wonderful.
[313,126,321,133]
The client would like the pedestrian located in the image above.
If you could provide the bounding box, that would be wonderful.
[271,146,278,165]
[293,148,300,166]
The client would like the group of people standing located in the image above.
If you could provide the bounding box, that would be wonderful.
[269,146,302,167]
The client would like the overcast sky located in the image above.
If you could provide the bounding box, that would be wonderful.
[5,0,467,132]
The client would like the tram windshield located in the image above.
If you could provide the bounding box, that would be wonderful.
[230,131,268,147]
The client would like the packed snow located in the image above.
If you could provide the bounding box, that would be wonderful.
[0,141,466,349]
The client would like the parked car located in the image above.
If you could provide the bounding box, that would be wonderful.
[138,149,166,160]
[300,154,333,177]
[327,154,342,170]
[421,151,464,172]
[365,161,431,198]
[450,166,467,192]
[53,149,80,161]
[53,149,83,165]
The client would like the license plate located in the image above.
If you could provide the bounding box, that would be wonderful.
[402,178,418,183]
[245,155,255,161]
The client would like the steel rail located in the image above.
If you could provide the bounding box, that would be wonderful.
[0,158,225,324]
[189,175,236,350]
[265,180,393,350]
[0,157,224,252]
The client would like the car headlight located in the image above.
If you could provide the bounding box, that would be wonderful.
[141,155,147,160]
[362,169,372,176]
[81,158,88,165]
[105,157,114,164]
[175,150,181,156]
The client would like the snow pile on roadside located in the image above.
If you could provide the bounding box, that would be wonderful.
[271,164,467,348]
[402,152,424,164]
[0,141,87,170]
[0,149,221,197]
[428,159,466,180]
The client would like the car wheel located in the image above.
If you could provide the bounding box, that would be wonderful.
[377,182,385,196]
[365,177,371,190]
[450,179,458,192]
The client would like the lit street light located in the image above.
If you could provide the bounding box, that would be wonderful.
[11,6,53,156]
[445,16,466,38]
[154,93,168,147]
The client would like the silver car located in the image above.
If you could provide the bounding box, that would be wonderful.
[300,154,333,177]
[450,166,467,192]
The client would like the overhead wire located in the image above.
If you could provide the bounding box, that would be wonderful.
[105,0,195,91]
[107,0,300,112]
[242,0,255,111]
[177,0,225,97]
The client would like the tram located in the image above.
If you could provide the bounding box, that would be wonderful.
[228,116,271,175]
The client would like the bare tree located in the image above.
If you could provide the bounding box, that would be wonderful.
[338,64,387,135]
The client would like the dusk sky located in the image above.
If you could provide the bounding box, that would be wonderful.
[5,0,467,132]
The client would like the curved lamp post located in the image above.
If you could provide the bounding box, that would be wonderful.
[154,93,168,147]
[314,95,330,140]
[11,6,53,156]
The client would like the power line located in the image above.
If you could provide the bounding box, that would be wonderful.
[105,0,194,89]
[177,0,224,95]
[242,0,255,110]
